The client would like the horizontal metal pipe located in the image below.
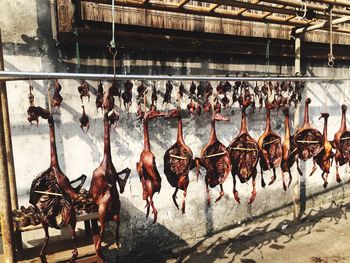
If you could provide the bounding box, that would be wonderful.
[0,71,348,82]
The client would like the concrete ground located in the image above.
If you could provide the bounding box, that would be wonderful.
[1,198,350,263]
[169,200,350,263]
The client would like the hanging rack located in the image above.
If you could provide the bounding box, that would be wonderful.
[0,71,348,82]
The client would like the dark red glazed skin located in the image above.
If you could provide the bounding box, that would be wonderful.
[89,111,130,259]
[136,110,166,223]
[164,108,194,213]
[29,107,87,263]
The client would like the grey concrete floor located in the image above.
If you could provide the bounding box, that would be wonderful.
[169,199,350,263]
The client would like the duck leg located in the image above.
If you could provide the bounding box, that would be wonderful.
[69,218,78,263]
[309,159,317,177]
[39,223,50,263]
[248,175,257,204]
[215,184,224,203]
[268,168,277,185]
[233,174,240,204]
[172,188,179,210]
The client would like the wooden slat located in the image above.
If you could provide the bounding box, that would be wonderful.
[285,15,295,22]
[205,152,227,158]
[57,0,75,32]
[16,212,98,232]
[307,0,350,9]
[178,0,190,8]
[170,154,187,160]
[208,3,220,12]
[34,190,63,196]
[261,0,350,16]
[85,0,312,27]
[197,0,329,20]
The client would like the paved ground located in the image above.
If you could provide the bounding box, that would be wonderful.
[2,198,350,262]
[169,200,350,263]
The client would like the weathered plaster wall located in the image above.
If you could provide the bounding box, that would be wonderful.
[1,0,350,259]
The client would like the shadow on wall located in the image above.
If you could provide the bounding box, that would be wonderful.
[175,200,349,263]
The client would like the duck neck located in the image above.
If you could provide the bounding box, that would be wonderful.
[265,108,271,133]
[177,115,185,144]
[48,116,59,168]
[103,118,111,161]
[143,117,151,151]
[341,108,347,131]
[285,112,290,138]
[303,102,310,126]
[210,118,217,142]
[323,117,328,139]
[240,108,248,134]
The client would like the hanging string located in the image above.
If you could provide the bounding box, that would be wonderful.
[74,29,81,70]
[265,40,271,76]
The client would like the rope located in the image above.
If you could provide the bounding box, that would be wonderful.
[328,7,335,68]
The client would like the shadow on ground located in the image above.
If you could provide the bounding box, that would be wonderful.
[174,200,349,263]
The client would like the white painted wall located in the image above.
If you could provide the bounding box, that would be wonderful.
[1,0,350,257]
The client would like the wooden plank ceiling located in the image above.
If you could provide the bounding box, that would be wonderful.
[56,0,350,56]
[84,0,350,33]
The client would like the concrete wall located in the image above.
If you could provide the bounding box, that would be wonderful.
[1,0,350,259]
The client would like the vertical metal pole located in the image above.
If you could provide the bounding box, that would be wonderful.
[0,29,16,263]
[293,36,305,221]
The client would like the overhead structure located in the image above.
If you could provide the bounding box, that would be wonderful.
[81,0,350,33]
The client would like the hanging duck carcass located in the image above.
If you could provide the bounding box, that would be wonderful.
[29,107,88,263]
[164,107,194,213]
[228,90,260,204]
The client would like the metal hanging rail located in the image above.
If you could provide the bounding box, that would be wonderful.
[0,71,348,82]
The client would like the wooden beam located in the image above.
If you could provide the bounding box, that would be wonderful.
[236,8,246,15]
[178,0,189,8]
[261,0,350,16]
[0,29,16,263]
[86,0,313,27]
[285,15,295,22]
[236,0,261,16]
[197,0,330,20]
[261,5,284,19]
[307,0,350,9]
[208,4,220,12]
